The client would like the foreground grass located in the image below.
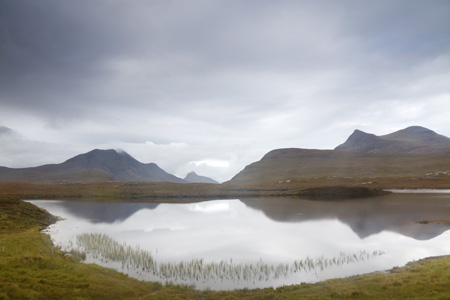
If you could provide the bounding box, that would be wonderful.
[1,195,450,299]
[0,196,162,300]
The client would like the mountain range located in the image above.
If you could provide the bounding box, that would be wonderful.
[1,126,449,185]
[0,149,217,184]
[227,126,450,185]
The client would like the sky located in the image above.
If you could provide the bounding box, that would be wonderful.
[1,0,450,183]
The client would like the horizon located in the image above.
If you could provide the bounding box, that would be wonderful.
[1,124,447,183]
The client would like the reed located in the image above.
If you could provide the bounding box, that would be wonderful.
[75,233,385,286]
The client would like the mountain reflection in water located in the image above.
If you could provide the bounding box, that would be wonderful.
[47,193,450,241]
[242,193,450,240]
[33,201,160,223]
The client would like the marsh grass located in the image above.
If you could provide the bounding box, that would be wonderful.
[76,233,385,286]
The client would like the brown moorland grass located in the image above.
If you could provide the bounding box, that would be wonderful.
[228,149,450,187]
[1,175,450,204]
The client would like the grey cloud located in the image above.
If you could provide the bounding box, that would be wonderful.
[0,125,15,136]
[3,1,449,106]
[1,0,450,180]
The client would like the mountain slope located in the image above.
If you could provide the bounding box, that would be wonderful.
[0,149,186,183]
[227,148,450,185]
[228,126,450,185]
[335,126,450,153]
[184,171,219,184]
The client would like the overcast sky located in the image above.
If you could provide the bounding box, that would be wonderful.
[1,0,450,182]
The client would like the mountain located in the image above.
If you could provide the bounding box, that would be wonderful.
[227,148,450,184]
[227,126,450,185]
[184,171,219,184]
[0,149,186,184]
[335,126,450,154]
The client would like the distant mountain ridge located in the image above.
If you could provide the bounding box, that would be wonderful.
[3,126,449,185]
[0,149,186,183]
[335,126,450,154]
[184,171,219,184]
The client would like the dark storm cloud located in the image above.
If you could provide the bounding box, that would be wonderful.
[2,0,449,110]
[0,0,127,119]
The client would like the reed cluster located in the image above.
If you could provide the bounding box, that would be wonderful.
[76,233,385,285]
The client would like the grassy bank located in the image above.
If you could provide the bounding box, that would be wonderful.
[1,178,449,203]
[1,195,450,299]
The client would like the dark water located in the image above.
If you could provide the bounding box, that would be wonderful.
[29,192,450,290]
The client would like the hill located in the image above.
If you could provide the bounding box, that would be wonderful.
[227,148,450,185]
[184,171,219,184]
[0,149,186,183]
[227,126,450,186]
[335,126,450,153]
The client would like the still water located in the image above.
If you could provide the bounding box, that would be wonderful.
[29,192,450,290]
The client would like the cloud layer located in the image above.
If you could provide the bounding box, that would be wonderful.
[1,0,450,182]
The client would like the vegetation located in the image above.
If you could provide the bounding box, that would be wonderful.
[75,233,385,286]
[0,196,161,299]
[1,175,450,204]
[1,194,450,299]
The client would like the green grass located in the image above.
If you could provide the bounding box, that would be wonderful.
[1,195,450,299]
[0,196,162,300]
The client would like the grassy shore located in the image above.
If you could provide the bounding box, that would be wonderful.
[1,176,449,202]
[1,194,450,299]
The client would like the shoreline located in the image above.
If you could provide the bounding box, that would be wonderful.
[2,186,450,299]
[387,188,450,193]
[28,195,450,291]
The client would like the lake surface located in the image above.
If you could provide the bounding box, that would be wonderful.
[29,192,450,290]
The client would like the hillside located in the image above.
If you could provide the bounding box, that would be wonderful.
[335,126,450,153]
[227,148,450,185]
[227,126,450,186]
[0,149,186,184]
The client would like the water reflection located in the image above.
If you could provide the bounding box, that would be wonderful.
[28,193,450,290]
[34,200,159,223]
[242,193,450,240]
